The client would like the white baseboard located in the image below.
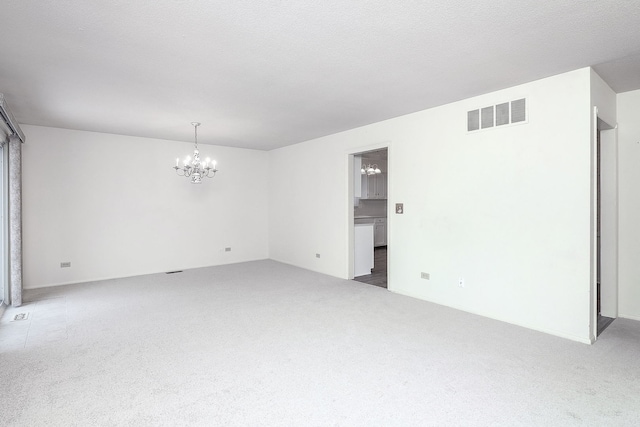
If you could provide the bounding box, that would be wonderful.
[619,313,640,322]
[24,258,270,290]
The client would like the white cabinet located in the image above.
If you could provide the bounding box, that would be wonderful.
[366,175,377,199]
[362,173,387,199]
[355,217,386,247]
[374,173,387,199]
[374,218,387,247]
[354,224,374,276]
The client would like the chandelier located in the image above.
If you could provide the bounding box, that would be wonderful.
[173,122,218,184]
[361,163,381,175]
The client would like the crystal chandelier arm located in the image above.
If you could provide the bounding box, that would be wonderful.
[174,165,196,177]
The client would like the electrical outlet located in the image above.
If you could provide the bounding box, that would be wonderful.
[421,272,430,280]
[316,253,321,258]
[225,247,231,252]
[458,277,464,288]
[60,262,71,268]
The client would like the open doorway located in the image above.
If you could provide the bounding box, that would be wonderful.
[0,143,4,307]
[596,118,618,337]
[351,148,388,288]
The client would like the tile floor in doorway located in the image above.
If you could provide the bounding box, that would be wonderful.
[353,246,387,288]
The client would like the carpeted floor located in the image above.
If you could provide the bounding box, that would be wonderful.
[1,260,639,426]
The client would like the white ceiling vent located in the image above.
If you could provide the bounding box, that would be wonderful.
[467,98,527,132]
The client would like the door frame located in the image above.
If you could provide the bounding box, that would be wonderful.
[347,142,391,288]
[0,141,7,308]
[591,106,618,341]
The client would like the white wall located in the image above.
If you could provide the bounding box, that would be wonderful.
[270,68,595,342]
[617,89,640,320]
[22,125,269,288]
[590,69,617,127]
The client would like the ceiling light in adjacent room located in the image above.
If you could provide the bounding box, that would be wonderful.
[361,164,381,175]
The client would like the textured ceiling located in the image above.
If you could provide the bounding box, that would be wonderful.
[1,0,640,150]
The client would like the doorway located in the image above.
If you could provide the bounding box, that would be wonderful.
[0,140,6,307]
[350,147,388,288]
[595,116,618,337]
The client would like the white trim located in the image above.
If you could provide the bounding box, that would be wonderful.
[0,143,6,305]
[599,125,619,318]
[618,314,640,322]
[591,108,619,341]
[22,258,270,290]
[590,106,598,342]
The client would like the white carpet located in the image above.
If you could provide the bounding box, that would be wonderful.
[1,260,639,426]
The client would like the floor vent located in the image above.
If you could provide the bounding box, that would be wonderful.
[166,270,183,274]
[12,312,29,321]
[468,98,527,132]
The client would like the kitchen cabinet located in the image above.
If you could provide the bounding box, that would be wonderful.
[374,218,387,247]
[354,224,374,276]
[375,173,387,199]
[362,173,387,199]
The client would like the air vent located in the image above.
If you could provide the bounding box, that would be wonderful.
[511,98,526,123]
[467,97,527,132]
[467,110,480,131]
[481,106,494,129]
[496,102,509,126]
